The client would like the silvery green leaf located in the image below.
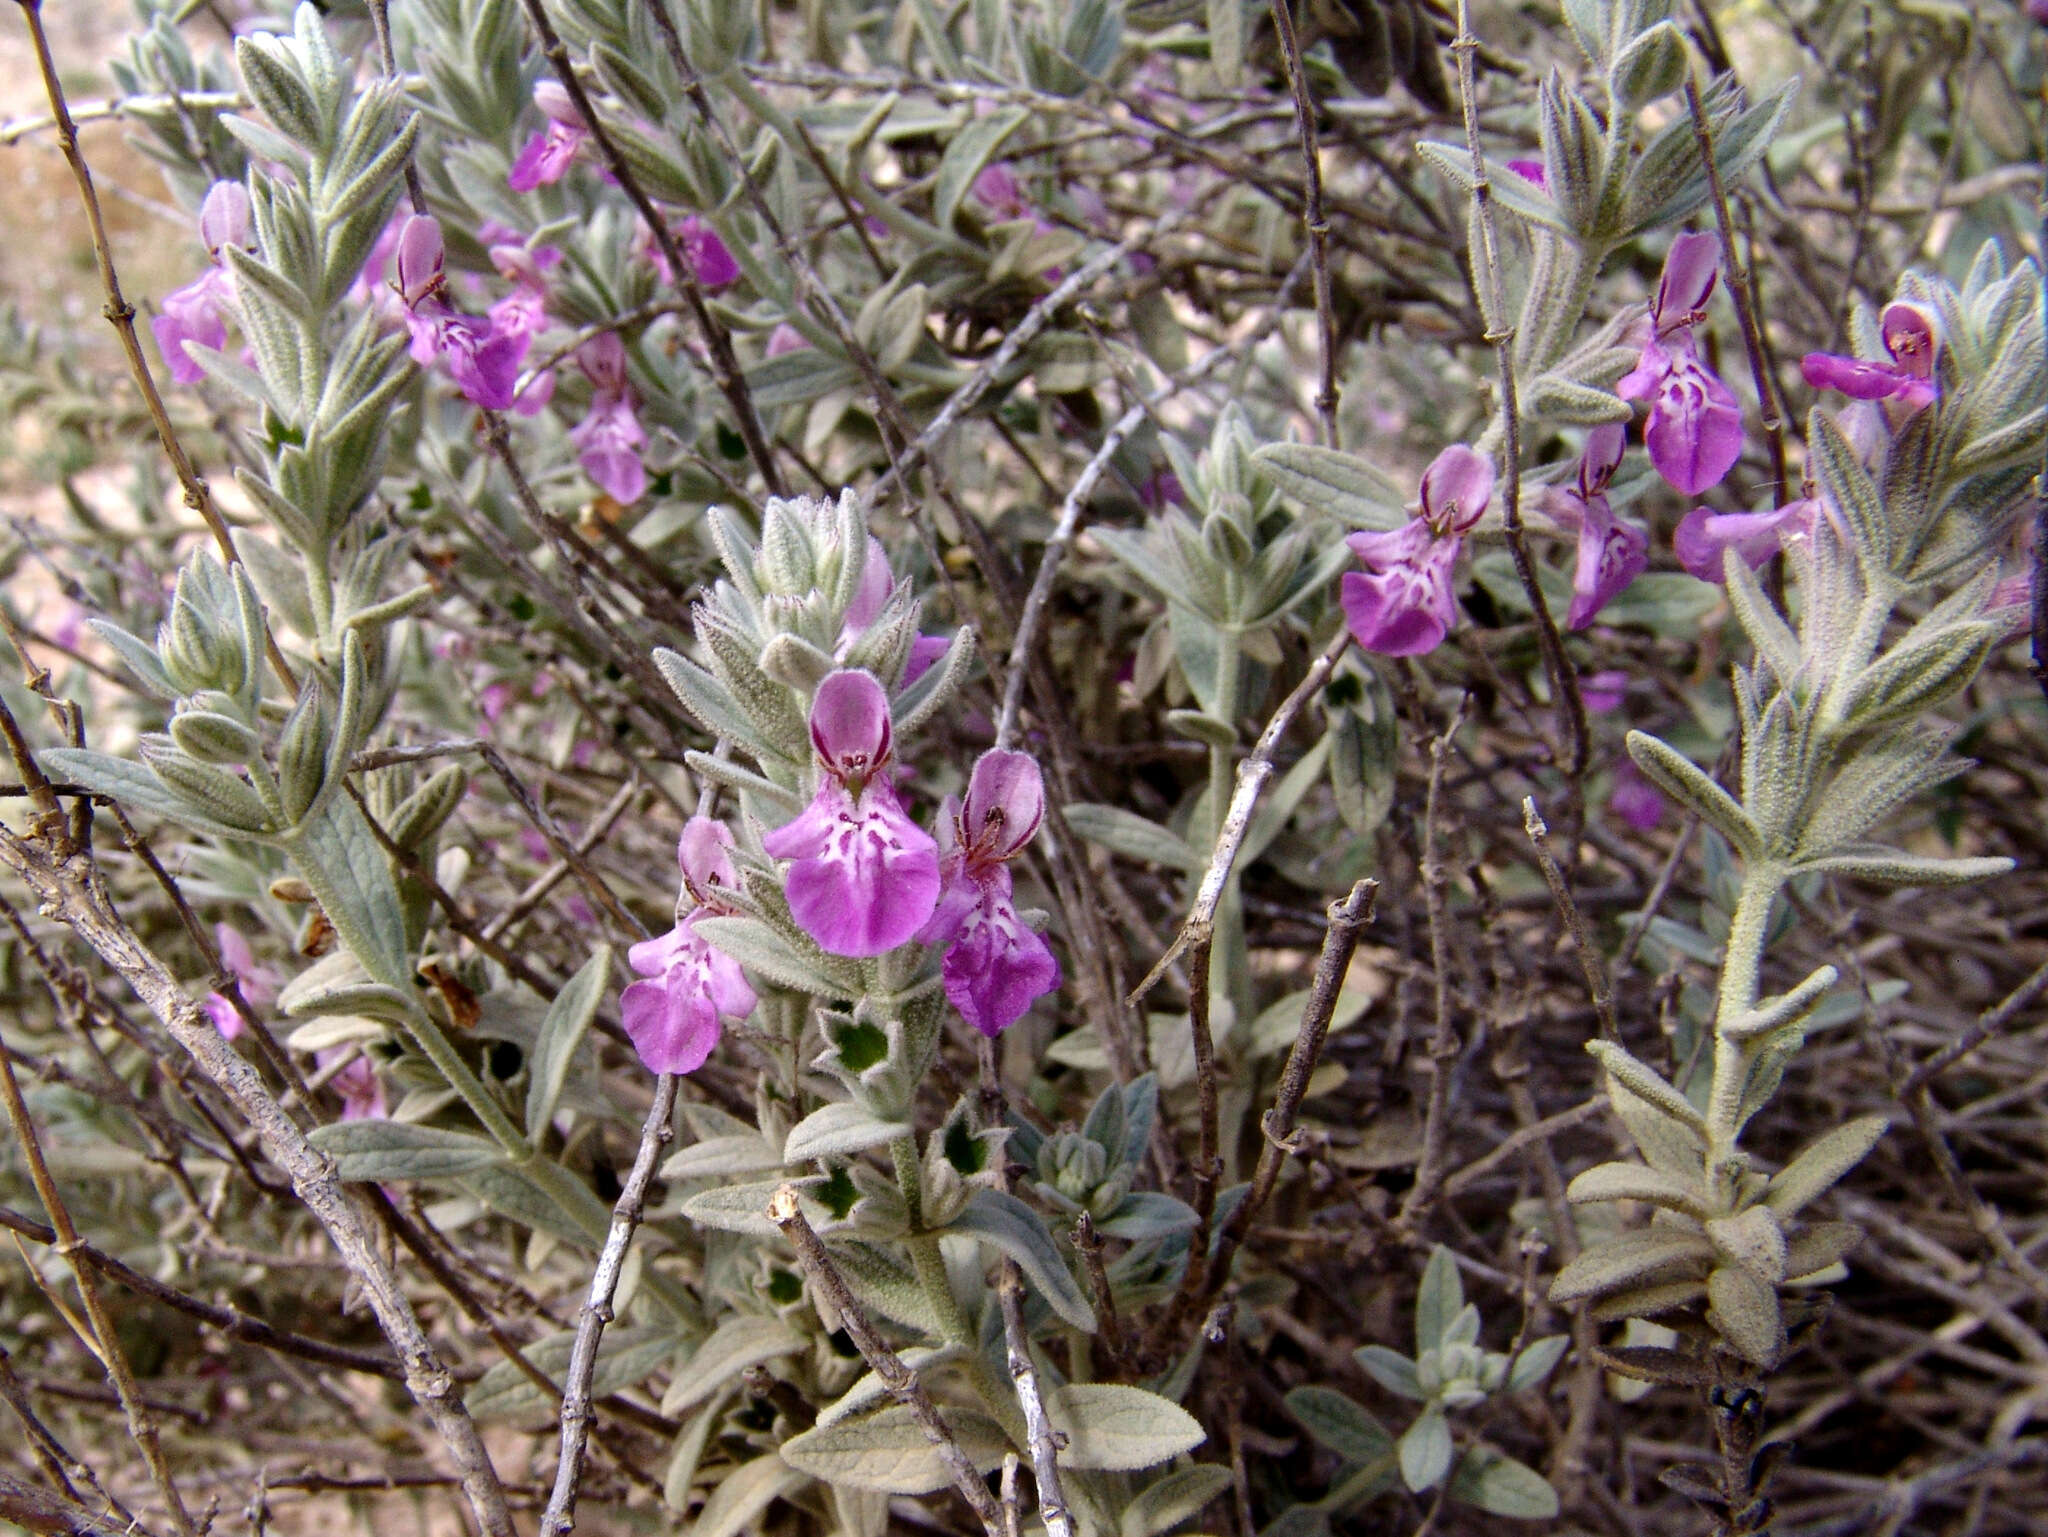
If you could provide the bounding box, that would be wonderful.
[1539,75,1608,236]
[817,1345,966,1429]
[1166,709,1237,748]
[1764,1115,1889,1219]
[1561,0,1612,61]
[1121,1464,1235,1537]
[275,949,413,1020]
[1207,0,1247,85]
[692,915,864,998]
[86,621,180,700]
[1398,1405,1453,1493]
[167,709,260,766]
[138,745,275,834]
[236,33,322,145]
[829,1239,943,1338]
[682,751,803,817]
[782,1102,911,1163]
[946,1187,1096,1331]
[779,1404,1008,1493]
[1783,1219,1861,1280]
[1840,622,2002,729]
[654,647,775,759]
[1723,550,1802,688]
[1797,848,2012,888]
[1414,1245,1465,1354]
[747,349,862,409]
[524,947,609,1142]
[1524,373,1631,425]
[701,620,808,749]
[1288,1386,1393,1462]
[1725,963,1837,1042]
[274,678,331,825]
[1251,442,1409,530]
[694,1455,810,1537]
[1706,1263,1784,1366]
[1565,1161,1707,1218]
[660,1133,783,1179]
[1248,984,1372,1059]
[1625,731,1760,861]
[660,1315,807,1417]
[1506,1335,1569,1391]
[1951,405,2048,480]
[1586,1040,1707,1135]
[1447,1446,1559,1519]
[758,633,837,694]
[680,1177,828,1237]
[892,628,976,739]
[1607,20,1687,107]
[458,1164,594,1247]
[1705,1206,1787,1284]
[1052,1384,1205,1470]
[1587,1277,1708,1322]
[464,1325,675,1423]
[286,795,415,994]
[1063,803,1202,871]
[308,1119,506,1181]
[1549,1228,1713,1302]
[1354,1345,1425,1401]
[1416,142,1577,239]
[662,1393,728,1513]
[1617,79,1796,238]
[1096,1191,1199,1241]
[1241,737,1331,867]
[935,106,1027,230]
[1808,411,1891,570]
[388,765,468,852]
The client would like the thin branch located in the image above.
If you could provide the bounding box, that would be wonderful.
[1523,796,1619,1040]
[1206,878,1378,1291]
[1266,0,1339,444]
[769,1185,1005,1537]
[1448,0,1587,779]
[538,1074,678,1537]
[511,0,786,495]
[1397,699,1467,1231]
[1684,72,1788,499]
[997,1263,1074,1537]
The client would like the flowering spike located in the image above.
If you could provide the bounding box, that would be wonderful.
[763,670,939,957]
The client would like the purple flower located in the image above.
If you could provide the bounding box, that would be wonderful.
[973,164,1033,221]
[1505,159,1548,189]
[1801,302,1939,411]
[319,1049,388,1121]
[394,215,530,412]
[917,750,1061,1036]
[201,921,280,1041]
[1617,232,1745,496]
[1538,424,1647,629]
[1608,761,1666,832]
[762,671,941,957]
[1674,498,1818,583]
[1580,669,1630,714]
[1339,444,1493,656]
[620,817,757,1075]
[569,333,647,503]
[766,322,809,356]
[508,82,590,191]
[904,634,950,686]
[152,180,250,385]
[648,215,741,291]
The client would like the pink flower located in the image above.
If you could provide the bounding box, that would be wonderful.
[152,180,250,384]
[1608,761,1666,832]
[393,215,530,411]
[917,750,1061,1036]
[1339,444,1493,656]
[648,215,741,291]
[765,322,809,356]
[621,818,757,1075]
[973,164,1032,221]
[508,81,590,191]
[1801,302,1940,411]
[1617,232,1744,496]
[762,671,941,957]
[201,921,280,1042]
[1581,669,1630,714]
[1674,498,1818,583]
[569,333,647,503]
[318,1049,388,1120]
[1538,424,1647,629]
